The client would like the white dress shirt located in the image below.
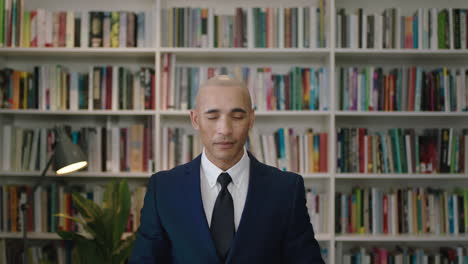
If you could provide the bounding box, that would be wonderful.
[200,148,250,231]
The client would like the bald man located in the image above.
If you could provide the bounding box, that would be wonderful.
[130,76,324,264]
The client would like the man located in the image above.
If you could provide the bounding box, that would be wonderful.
[130,75,324,264]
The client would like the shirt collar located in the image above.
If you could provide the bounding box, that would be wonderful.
[201,147,249,190]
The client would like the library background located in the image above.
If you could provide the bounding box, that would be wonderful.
[0,0,468,263]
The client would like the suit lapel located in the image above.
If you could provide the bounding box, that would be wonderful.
[226,153,269,263]
[184,155,220,263]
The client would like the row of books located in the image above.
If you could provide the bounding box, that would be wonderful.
[248,128,328,174]
[337,8,468,50]
[161,5,327,48]
[0,183,146,234]
[335,187,468,235]
[338,66,468,112]
[342,246,468,264]
[0,66,156,110]
[1,122,155,173]
[0,0,154,48]
[160,127,203,171]
[306,188,328,234]
[337,128,468,174]
[160,54,330,111]
[1,240,73,264]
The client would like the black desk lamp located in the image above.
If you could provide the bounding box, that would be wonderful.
[20,126,88,263]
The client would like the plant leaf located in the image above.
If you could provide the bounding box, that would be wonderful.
[113,180,131,249]
[112,234,136,264]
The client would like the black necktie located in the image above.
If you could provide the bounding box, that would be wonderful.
[210,172,235,261]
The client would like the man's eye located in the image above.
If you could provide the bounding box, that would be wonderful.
[207,116,218,120]
[233,115,244,119]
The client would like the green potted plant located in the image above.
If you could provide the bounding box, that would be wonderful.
[56,180,136,264]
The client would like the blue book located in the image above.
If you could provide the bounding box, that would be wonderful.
[413,14,418,48]
[278,128,286,171]
[448,195,454,234]
[310,68,316,110]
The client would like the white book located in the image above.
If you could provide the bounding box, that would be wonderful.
[111,126,120,172]
[70,72,78,111]
[431,8,438,50]
[106,120,112,172]
[268,134,278,168]
[283,128,291,171]
[2,125,12,171]
[406,134,413,173]
[36,9,46,47]
[181,134,189,164]
[112,66,119,110]
[133,72,141,110]
[350,14,358,49]
[88,66,93,110]
[376,13,383,49]
[14,128,23,171]
[362,9,367,49]
[395,8,401,49]
[279,7,285,48]
[81,12,89,48]
[119,12,127,48]
[408,189,414,234]
[261,134,270,166]
[145,11,153,48]
[207,8,214,48]
[418,8,423,50]
[297,7,303,48]
[102,13,110,48]
[45,10,53,47]
[310,6,317,49]
[28,128,40,171]
[66,11,74,48]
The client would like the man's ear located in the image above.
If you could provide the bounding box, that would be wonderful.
[249,109,255,129]
[190,110,200,130]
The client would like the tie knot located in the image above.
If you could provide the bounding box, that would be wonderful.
[217,173,232,189]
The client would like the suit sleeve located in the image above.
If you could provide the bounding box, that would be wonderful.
[281,175,325,264]
[129,173,171,263]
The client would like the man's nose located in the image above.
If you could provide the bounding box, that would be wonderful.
[217,116,233,136]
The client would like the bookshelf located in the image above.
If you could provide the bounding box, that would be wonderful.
[1,0,468,262]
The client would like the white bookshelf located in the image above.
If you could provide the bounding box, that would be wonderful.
[1,0,468,262]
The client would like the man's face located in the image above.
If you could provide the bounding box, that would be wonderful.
[190,84,254,168]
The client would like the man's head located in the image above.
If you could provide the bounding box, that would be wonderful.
[190,75,255,171]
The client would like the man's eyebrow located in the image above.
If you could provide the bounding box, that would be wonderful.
[231,108,247,114]
[204,109,220,114]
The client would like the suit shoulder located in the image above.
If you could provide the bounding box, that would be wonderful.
[148,163,187,184]
[258,162,303,185]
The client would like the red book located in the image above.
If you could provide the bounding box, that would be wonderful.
[106,66,112,109]
[358,128,365,173]
[58,12,66,47]
[408,67,416,111]
[383,194,388,234]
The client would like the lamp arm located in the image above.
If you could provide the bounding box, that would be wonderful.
[21,153,54,264]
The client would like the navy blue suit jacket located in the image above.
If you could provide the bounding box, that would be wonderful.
[129,152,324,264]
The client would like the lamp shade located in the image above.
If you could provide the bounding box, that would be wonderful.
[54,127,88,175]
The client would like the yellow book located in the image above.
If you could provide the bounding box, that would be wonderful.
[111,11,119,48]
[22,11,30,47]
